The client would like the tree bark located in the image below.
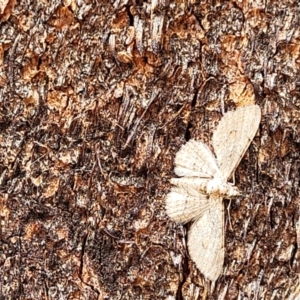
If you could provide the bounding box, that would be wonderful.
[0,1,299,299]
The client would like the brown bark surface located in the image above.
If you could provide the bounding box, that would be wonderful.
[1,1,300,299]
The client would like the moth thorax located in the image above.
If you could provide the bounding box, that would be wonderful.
[206,176,239,197]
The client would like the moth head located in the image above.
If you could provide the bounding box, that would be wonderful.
[226,184,240,197]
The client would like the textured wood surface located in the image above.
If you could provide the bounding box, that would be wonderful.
[0,1,300,299]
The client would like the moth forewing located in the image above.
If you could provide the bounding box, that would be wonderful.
[212,105,261,180]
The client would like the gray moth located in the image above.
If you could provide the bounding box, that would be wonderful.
[166,105,261,281]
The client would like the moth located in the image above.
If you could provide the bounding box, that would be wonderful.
[166,105,261,281]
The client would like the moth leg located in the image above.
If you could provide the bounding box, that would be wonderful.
[226,199,233,231]
[210,280,216,294]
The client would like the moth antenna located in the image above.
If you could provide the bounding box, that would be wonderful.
[232,170,236,185]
